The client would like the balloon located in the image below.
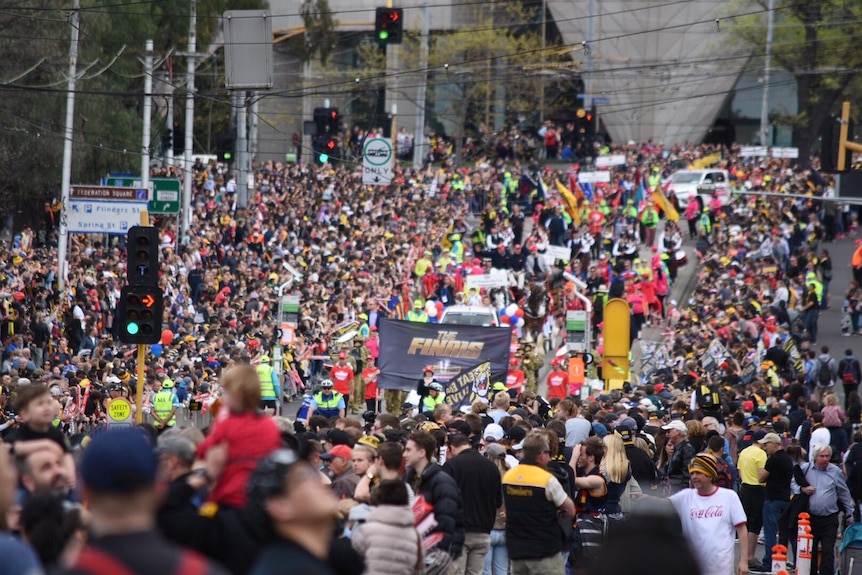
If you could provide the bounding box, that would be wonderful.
[515,308,525,318]
[499,308,507,318]
[428,306,438,318]
[151,343,163,358]
[425,301,436,314]
[160,329,174,345]
[435,301,444,311]
[500,315,511,325]
[506,303,519,317]
[517,316,525,327]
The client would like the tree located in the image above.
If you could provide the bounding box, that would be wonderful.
[733,0,862,166]
[356,0,573,162]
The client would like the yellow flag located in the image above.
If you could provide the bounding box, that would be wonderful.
[556,181,581,227]
[690,153,721,170]
[651,187,680,222]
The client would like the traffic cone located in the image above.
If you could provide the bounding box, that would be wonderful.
[771,544,787,574]
[796,525,813,575]
[798,512,810,538]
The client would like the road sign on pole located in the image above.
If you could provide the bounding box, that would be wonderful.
[66,200,149,234]
[362,137,393,185]
[104,176,181,214]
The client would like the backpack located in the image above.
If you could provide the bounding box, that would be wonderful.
[817,359,834,387]
[700,385,721,411]
[847,449,862,501]
[714,457,735,491]
[842,358,859,385]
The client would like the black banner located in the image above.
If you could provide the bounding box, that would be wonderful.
[378,319,511,392]
[445,361,493,411]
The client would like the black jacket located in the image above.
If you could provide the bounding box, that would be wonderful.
[626,444,658,489]
[406,461,465,557]
[443,449,502,533]
[665,439,695,492]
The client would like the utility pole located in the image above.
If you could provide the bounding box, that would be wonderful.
[166,79,175,167]
[58,0,80,291]
[539,0,546,123]
[237,91,249,208]
[759,0,775,146]
[181,0,196,240]
[249,91,259,161]
[141,40,153,191]
[412,0,429,168]
[584,0,595,111]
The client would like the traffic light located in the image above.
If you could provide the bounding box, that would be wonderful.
[126,226,160,286]
[375,8,403,44]
[215,128,236,162]
[821,115,853,172]
[313,135,338,164]
[313,107,340,136]
[117,285,164,344]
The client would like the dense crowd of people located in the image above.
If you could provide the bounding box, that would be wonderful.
[0,134,860,575]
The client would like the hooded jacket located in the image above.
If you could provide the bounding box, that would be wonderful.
[352,505,422,575]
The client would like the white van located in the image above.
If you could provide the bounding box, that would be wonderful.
[438,305,500,327]
[668,169,731,207]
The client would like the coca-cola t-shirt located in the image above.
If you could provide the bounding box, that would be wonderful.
[669,487,747,575]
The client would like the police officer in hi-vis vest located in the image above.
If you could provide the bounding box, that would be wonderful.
[308,379,345,420]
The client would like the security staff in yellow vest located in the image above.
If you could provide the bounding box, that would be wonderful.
[450,234,465,264]
[421,382,445,414]
[308,379,345,420]
[502,433,575,574]
[407,300,429,323]
[256,355,279,413]
[152,379,181,432]
[805,272,824,304]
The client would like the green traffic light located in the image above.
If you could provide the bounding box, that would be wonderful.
[224,152,232,159]
[319,153,329,163]
[379,30,389,40]
[127,322,140,335]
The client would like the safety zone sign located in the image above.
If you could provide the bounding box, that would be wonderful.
[362,137,393,186]
[107,398,133,427]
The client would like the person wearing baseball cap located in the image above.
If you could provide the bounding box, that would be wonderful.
[737,429,768,571]
[668,452,749,575]
[69,427,222,574]
[320,444,359,500]
[661,419,695,494]
[756,432,793,573]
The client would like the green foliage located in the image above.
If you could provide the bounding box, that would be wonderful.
[0,0,264,227]
[301,0,338,66]
[731,0,862,164]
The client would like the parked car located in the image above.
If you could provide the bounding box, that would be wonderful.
[668,169,731,207]
[438,305,500,327]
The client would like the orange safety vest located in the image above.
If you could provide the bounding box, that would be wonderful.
[853,246,862,268]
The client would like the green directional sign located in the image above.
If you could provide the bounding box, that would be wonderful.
[105,177,181,214]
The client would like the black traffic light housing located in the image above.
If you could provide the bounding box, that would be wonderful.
[126,226,160,286]
[375,8,403,44]
[117,285,164,344]
[821,115,854,173]
[215,128,236,162]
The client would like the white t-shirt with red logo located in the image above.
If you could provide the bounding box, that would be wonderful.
[669,487,747,575]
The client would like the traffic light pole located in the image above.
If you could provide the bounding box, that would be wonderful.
[135,210,150,425]
[838,101,862,171]
[141,40,153,192]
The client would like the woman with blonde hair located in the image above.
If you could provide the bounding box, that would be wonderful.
[685,419,707,453]
[482,443,510,575]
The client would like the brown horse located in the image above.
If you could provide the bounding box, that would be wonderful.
[521,281,548,345]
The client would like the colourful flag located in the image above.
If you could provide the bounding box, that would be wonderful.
[651,186,680,222]
[556,181,581,227]
[582,182,593,201]
[634,178,645,206]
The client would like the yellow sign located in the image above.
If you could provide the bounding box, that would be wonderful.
[602,298,631,390]
[108,398,132,425]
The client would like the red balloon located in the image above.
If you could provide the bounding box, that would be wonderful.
[515,308,524,318]
[500,316,510,325]
[435,301,444,311]
[160,329,174,345]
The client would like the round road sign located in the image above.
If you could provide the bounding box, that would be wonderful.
[108,398,132,422]
[363,138,393,167]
